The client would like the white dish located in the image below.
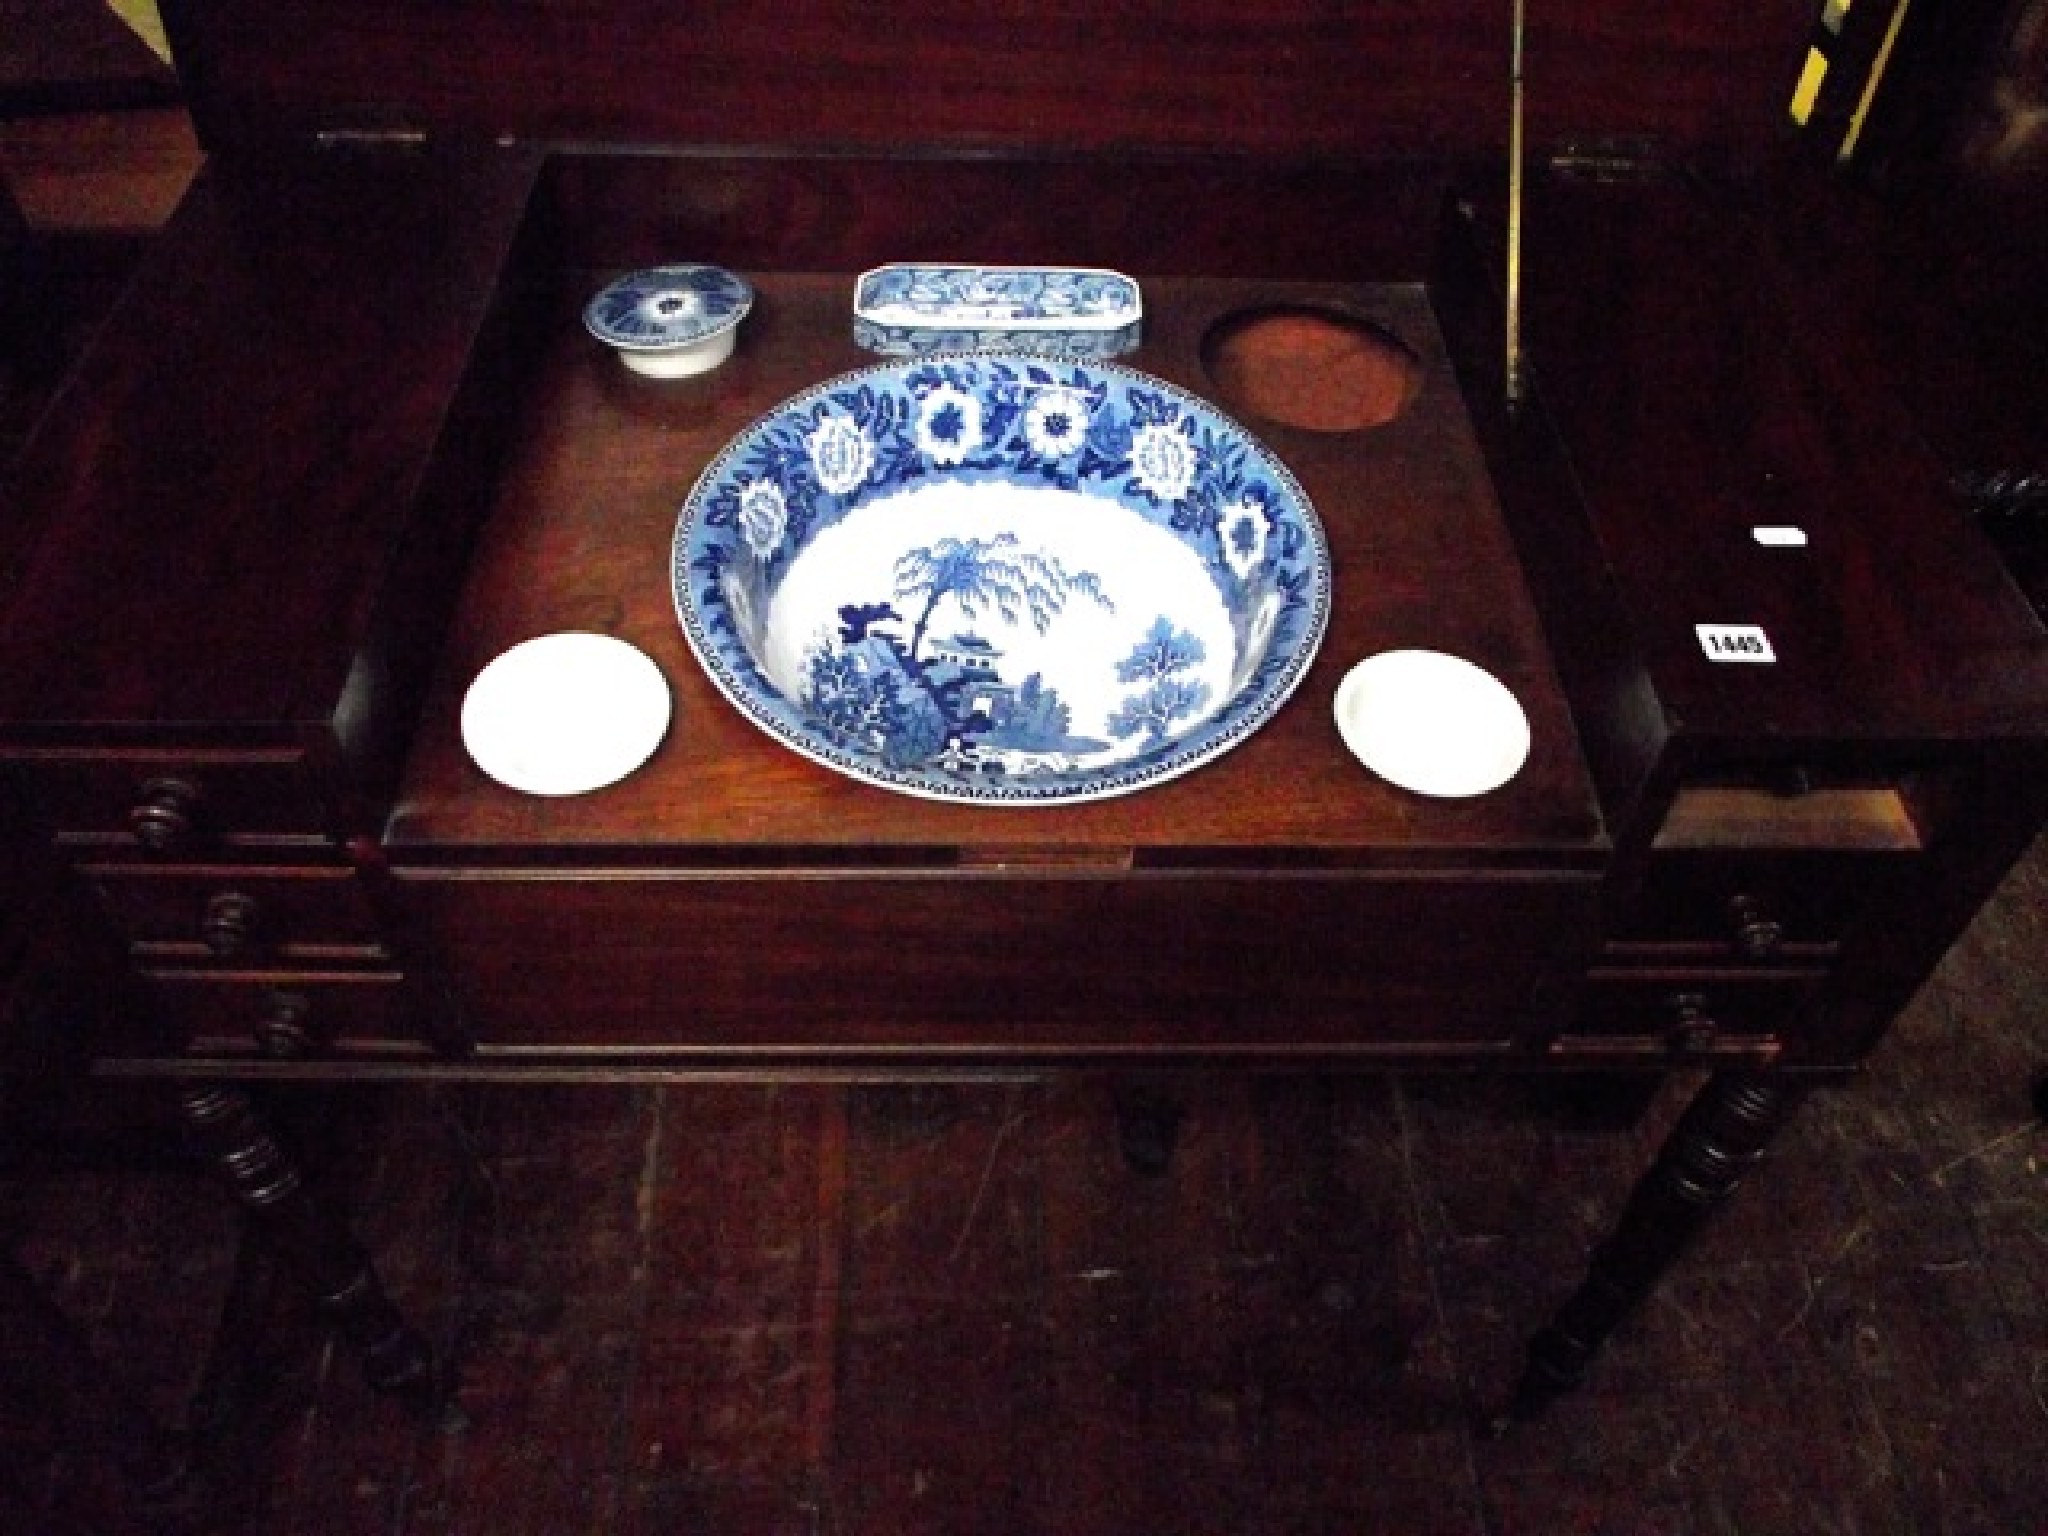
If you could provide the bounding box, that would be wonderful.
[1333,649,1530,798]
[460,632,672,796]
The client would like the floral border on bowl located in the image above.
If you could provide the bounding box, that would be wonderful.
[672,355,1330,803]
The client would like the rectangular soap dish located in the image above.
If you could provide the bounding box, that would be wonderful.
[852,263,1142,359]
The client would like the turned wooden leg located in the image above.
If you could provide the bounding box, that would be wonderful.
[176,1083,446,1420]
[1505,1069,1808,1422]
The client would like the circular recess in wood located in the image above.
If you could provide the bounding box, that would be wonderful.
[1200,306,1420,433]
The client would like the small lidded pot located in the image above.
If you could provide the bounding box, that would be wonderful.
[582,264,754,378]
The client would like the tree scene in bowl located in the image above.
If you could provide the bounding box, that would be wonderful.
[677,358,1328,801]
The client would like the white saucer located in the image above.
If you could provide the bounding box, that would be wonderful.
[460,632,671,796]
[1333,649,1530,798]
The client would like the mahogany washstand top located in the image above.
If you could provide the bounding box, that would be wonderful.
[0,1,2043,1079]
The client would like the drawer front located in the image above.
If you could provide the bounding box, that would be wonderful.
[393,868,1600,1058]
[1555,970,1822,1059]
[5,751,337,852]
[137,970,430,1063]
[85,864,390,964]
[1608,849,1919,958]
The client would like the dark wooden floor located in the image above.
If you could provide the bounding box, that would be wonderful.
[4,827,2047,1535]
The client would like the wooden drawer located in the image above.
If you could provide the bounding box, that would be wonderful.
[84,863,390,964]
[1554,970,1823,1060]
[1606,849,1920,959]
[4,750,338,853]
[392,867,1599,1061]
[137,969,431,1063]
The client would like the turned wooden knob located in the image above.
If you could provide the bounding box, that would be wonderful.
[1727,894,1784,960]
[201,891,261,959]
[1665,992,1719,1056]
[128,777,203,854]
[254,991,314,1059]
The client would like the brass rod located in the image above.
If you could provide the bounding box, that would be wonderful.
[1840,0,1915,162]
[1506,0,1528,408]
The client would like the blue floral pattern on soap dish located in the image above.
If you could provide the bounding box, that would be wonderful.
[584,265,754,350]
[853,265,1142,359]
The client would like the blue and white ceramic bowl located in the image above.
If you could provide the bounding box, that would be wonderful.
[584,264,754,377]
[672,355,1330,803]
[853,265,1142,359]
